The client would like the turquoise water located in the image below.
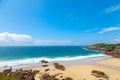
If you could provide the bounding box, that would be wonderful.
[0,46,108,67]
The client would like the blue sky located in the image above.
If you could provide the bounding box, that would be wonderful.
[0,0,120,45]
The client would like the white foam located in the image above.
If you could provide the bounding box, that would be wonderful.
[0,54,110,68]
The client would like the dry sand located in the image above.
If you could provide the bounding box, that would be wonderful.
[33,58,120,80]
[97,58,120,67]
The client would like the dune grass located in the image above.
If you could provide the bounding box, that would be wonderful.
[0,73,19,80]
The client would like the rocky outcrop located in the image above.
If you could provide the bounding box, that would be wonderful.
[54,63,65,71]
[40,73,73,80]
[91,70,109,79]
[45,68,50,72]
[41,60,48,63]
[64,77,73,80]
[105,51,120,58]
[40,73,58,80]
[0,61,74,80]
[41,60,49,67]
[2,69,39,80]
[13,69,38,80]
[85,44,120,58]
[42,65,49,67]
[2,67,12,75]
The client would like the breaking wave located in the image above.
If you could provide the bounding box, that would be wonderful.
[0,54,110,68]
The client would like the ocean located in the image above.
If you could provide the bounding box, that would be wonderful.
[0,46,109,68]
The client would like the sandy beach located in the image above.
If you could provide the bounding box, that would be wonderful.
[32,58,120,80]
[0,57,120,80]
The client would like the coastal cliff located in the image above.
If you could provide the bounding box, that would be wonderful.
[85,43,120,58]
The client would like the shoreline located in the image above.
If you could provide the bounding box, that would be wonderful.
[0,55,111,71]
[1,56,120,80]
[0,53,110,69]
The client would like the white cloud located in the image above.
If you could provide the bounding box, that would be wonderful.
[33,40,72,45]
[103,4,120,14]
[0,32,73,46]
[99,27,120,34]
[0,32,33,45]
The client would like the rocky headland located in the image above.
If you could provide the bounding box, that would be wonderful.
[85,43,120,58]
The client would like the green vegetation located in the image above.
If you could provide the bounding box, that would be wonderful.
[92,43,120,51]
[90,43,120,58]
[0,73,19,80]
[92,43,105,48]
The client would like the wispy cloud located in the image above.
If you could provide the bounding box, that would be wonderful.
[99,27,120,34]
[103,4,120,14]
[85,28,99,32]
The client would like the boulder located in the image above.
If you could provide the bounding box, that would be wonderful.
[10,69,39,80]
[54,63,65,71]
[41,60,48,63]
[2,67,12,75]
[42,65,49,67]
[91,70,109,79]
[45,68,50,72]
[64,77,73,80]
[40,73,58,80]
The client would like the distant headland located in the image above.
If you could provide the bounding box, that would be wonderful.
[85,43,120,58]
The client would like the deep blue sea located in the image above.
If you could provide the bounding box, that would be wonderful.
[0,46,108,67]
